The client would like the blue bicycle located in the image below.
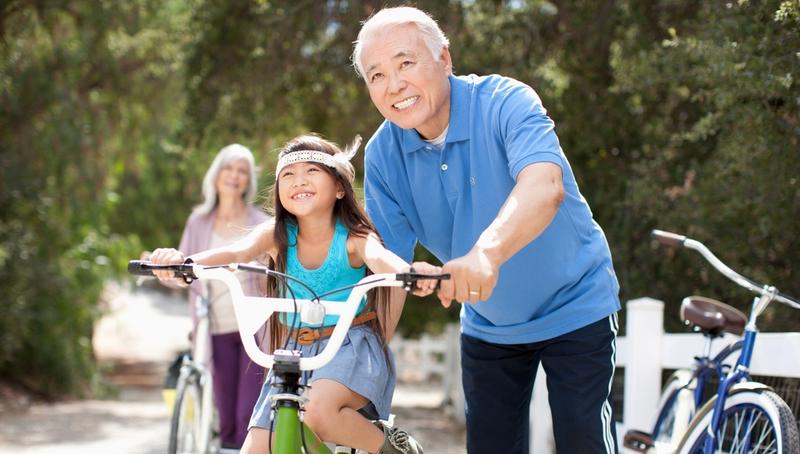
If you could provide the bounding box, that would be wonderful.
[629,230,799,453]
[625,296,747,452]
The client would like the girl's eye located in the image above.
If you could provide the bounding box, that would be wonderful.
[280,171,293,178]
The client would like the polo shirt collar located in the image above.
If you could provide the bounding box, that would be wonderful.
[399,74,471,153]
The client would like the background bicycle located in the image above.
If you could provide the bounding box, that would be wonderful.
[166,283,235,454]
[624,295,746,452]
[625,230,800,453]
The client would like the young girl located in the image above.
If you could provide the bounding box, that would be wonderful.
[150,134,437,454]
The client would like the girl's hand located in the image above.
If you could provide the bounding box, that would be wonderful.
[149,248,188,286]
[409,261,442,297]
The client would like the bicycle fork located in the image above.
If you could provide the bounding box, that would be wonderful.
[703,319,759,452]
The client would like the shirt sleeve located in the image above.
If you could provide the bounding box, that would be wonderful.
[364,153,418,263]
[497,82,565,180]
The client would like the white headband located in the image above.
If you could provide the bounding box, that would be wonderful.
[275,136,361,183]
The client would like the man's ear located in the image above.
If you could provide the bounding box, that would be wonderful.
[440,47,453,74]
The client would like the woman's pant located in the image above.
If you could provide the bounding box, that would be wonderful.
[211,332,264,447]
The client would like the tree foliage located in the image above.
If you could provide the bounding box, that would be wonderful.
[2,0,798,395]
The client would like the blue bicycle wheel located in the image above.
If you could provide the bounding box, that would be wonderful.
[677,389,799,453]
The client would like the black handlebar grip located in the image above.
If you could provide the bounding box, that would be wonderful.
[128,260,154,276]
[651,229,687,248]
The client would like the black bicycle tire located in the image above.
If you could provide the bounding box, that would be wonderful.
[168,373,204,454]
[676,388,799,453]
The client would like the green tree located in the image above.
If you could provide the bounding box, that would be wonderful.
[0,0,193,396]
[612,0,800,331]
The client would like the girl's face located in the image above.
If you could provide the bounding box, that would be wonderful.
[277,161,342,219]
[216,158,250,199]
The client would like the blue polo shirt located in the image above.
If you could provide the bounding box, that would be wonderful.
[364,74,620,344]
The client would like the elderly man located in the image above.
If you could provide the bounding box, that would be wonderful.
[353,6,621,454]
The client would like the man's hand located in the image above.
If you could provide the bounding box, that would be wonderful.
[437,248,499,307]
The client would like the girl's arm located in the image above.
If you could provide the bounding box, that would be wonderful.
[192,220,275,264]
[349,232,442,340]
[150,220,276,283]
[348,232,441,296]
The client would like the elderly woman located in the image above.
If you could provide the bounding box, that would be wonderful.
[176,144,270,449]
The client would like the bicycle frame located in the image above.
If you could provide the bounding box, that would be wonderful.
[701,297,765,453]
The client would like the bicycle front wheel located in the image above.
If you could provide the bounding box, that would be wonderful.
[652,370,695,449]
[677,388,799,453]
[169,374,207,454]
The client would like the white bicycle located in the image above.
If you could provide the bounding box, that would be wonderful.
[129,260,449,454]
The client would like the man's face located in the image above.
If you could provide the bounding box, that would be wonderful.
[361,24,452,140]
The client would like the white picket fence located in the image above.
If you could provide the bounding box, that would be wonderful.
[390,298,800,453]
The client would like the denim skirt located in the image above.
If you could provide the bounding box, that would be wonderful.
[248,325,395,429]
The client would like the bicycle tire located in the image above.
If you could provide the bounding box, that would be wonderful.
[676,388,800,453]
[652,370,695,449]
[168,373,207,454]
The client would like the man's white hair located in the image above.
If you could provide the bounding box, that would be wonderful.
[352,6,450,80]
[194,143,259,216]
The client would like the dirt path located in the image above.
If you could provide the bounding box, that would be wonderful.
[0,283,465,453]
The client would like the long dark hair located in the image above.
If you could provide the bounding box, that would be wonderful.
[264,134,394,363]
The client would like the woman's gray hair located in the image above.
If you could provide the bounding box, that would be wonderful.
[193,143,259,216]
[352,6,450,80]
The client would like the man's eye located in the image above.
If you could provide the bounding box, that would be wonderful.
[401,60,414,68]
[370,73,383,82]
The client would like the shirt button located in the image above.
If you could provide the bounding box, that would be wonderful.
[441,164,448,171]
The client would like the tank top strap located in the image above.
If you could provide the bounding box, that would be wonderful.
[329,219,350,267]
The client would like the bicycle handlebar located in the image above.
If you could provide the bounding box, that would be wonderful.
[128,260,450,370]
[651,229,800,310]
[128,260,197,280]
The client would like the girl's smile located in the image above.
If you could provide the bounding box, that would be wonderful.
[278,162,340,217]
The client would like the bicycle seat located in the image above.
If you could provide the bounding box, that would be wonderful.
[357,402,380,421]
[680,296,747,336]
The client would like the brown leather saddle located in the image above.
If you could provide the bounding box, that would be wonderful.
[680,295,747,337]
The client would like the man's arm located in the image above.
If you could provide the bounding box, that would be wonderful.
[438,162,564,306]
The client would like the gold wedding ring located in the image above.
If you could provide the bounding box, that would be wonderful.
[469,291,480,295]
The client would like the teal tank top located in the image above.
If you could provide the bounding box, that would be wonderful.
[281,219,368,327]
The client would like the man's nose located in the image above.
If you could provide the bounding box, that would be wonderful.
[387,72,407,94]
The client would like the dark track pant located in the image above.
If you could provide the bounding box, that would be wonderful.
[211,332,264,447]
[461,314,619,454]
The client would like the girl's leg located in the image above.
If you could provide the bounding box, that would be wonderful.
[240,427,272,454]
[302,379,384,452]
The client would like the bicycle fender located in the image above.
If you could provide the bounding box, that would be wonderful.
[675,381,775,449]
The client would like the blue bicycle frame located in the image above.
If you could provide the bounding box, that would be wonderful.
[702,296,763,453]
